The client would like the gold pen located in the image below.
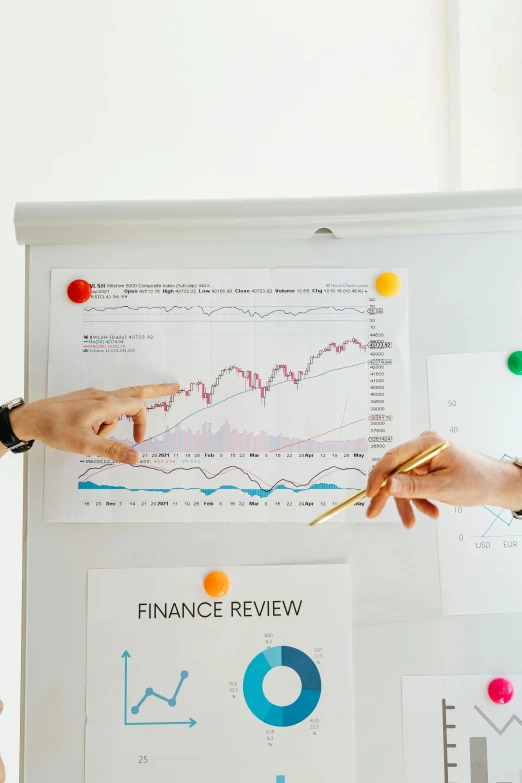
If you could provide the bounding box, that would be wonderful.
[309,440,449,527]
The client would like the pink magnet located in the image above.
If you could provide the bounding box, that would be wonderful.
[488,677,514,705]
[67,279,92,304]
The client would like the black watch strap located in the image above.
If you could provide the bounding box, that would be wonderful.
[0,401,34,454]
[512,457,522,519]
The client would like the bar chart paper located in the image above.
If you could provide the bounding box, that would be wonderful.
[403,676,522,783]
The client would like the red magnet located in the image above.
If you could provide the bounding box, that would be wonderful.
[488,677,514,705]
[67,279,92,303]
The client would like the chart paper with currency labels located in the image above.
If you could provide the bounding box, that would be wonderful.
[428,351,522,615]
[44,267,409,522]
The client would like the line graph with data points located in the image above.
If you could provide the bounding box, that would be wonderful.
[130,670,189,715]
[45,267,409,523]
[122,651,196,727]
[479,458,517,537]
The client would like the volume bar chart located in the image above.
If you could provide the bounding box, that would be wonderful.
[130,421,368,455]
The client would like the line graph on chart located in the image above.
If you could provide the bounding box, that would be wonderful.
[474,704,522,735]
[78,463,367,497]
[133,360,368,448]
[479,506,518,538]
[130,670,188,715]
[122,651,196,727]
[85,339,367,409]
[472,455,519,538]
[84,304,368,321]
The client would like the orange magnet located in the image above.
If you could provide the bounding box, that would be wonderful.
[204,571,230,598]
[376,272,401,297]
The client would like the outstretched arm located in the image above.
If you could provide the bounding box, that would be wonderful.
[0,384,179,461]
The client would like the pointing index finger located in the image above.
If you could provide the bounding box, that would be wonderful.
[113,383,180,399]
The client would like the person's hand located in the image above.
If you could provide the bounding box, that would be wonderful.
[7,384,179,464]
[365,430,522,528]
[0,700,5,783]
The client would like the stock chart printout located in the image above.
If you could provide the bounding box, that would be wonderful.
[45,268,408,522]
[403,676,522,783]
[85,565,354,783]
[428,352,522,615]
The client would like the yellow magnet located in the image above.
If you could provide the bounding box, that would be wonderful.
[376,272,401,297]
[204,571,230,598]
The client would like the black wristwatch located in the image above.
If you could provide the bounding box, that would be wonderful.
[511,456,522,519]
[0,398,34,454]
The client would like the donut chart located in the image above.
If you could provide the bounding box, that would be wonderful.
[243,645,322,727]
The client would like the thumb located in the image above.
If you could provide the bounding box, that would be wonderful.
[84,435,139,465]
[387,473,440,499]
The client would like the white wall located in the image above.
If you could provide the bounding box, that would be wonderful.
[0,1,520,780]
[448,0,522,189]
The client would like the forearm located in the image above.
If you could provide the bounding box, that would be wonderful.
[0,443,7,458]
[0,384,178,465]
[490,459,522,511]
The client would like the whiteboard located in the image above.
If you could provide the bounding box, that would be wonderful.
[17,192,522,783]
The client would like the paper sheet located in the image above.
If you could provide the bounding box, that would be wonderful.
[428,351,522,615]
[85,564,354,783]
[44,267,409,522]
[403,675,522,783]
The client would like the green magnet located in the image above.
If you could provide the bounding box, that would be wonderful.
[507,351,522,375]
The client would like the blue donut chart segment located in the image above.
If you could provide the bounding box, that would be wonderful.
[243,645,321,727]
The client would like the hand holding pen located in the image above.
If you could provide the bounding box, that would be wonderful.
[311,430,522,528]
